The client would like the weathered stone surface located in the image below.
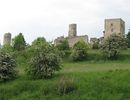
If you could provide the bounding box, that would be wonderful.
[54,24,88,47]
[3,33,11,45]
[67,35,88,47]
[68,24,77,37]
[90,38,98,44]
[104,18,125,38]
[54,36,64,45]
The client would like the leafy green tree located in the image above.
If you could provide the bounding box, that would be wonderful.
[32,37,46,47]
[25,37,47,59]
[56,39,69,51]
[12,33,26,51]
[0,51,17,82]
[101,34,127,59]
[26,43,62,79]
[70,40,88,61]
[56,38,70,57]
[0,44,13,53]
[127,31,130,48]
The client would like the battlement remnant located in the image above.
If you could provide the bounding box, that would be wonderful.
[3,32,11,45]
[104,18,125,38]
[68,24,77,37]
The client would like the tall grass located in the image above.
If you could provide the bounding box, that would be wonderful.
[1,70,130,100]
[0,49,130,100]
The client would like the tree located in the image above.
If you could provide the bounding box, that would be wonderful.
[101,34,127,59]
[32,37,46,47]
[70,40,88,61]
[25,37,47,59]
[56,39,69,51]
[12,33,26,51]
[127,31,130,48]
[0,44,13,53]
[26,43,62,79]
[56,38,70,57]
[0,51,17,82]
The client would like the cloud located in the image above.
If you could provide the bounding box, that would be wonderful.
[0,0,130,44]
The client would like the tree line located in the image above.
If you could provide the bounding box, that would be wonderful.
[0,32,130,82]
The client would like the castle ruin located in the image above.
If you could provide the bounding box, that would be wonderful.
[0,18,126,47]
[3,33,11,45]
[68,24,77,37]
[104,18,125,38]
[90,18,125,44]
[54,24,88,47]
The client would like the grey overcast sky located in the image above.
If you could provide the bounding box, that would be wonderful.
[0,0,130,44]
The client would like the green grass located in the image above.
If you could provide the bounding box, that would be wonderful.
[1,70,130,100]
[0,49,130,100]
[63,61,130,73]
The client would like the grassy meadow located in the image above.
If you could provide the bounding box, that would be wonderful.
[0,49,130,100]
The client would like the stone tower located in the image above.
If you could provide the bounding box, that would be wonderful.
[104,18,125,38]
[3,33,11,45]
[68,24,77,37]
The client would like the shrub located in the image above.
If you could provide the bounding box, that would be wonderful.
[126,31,130,48]
[56,38,69,51]
[57,76,76,95]
[101,34,127,59]
[70,41,88,61]
[26,43,62,79]
[32,37,46,47]
[25,37,47,59]
[0,52,17,82]
[56,38,70,58]
[0,44,13,53]
[92,41,99,49]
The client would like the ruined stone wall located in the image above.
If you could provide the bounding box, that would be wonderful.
[54,36,64,45]
[67,35,88,47]
[90,38,98,44]
[54,24,88,48]
[104,18,125,38]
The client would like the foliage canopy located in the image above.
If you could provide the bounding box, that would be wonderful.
[26,43,62,79]
[127,31,130,48]
[12,33,26,51]
[0,52,17,82]
[101,34,127,59]
[70,40,88,61]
